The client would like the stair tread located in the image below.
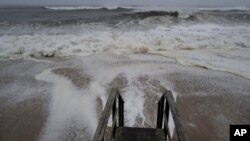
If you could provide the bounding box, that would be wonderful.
[113,127,166,141]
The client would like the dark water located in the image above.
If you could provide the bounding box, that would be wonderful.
[0,7,132,26]
[1,6,250,27]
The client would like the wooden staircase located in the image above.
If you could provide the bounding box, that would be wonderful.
[114,127,165,141]
[93,88,188,141]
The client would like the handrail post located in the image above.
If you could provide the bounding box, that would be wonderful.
[164,95,170,140]
[157,95,165,128]
[112,98,116,122]
[118,93,124,127]
[164,95,169,123]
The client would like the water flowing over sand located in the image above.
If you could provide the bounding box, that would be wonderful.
[1,7,250,79]
[0,6,250,141]
[0,54,250,141]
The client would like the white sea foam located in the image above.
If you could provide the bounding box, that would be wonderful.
[36,69,99,140]
[44,6,179,11]
[2,7,250,141]
[173,49,250,79]
[34,55,180,140]
[45,6,133,10]
[1,22,250,79]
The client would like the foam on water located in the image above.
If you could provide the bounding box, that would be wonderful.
[1,7,250,141]
[33,54,183,140]
[2,52,250,141]
[1,21,250,79]
[45,6,134,10]
[36,69,99,140]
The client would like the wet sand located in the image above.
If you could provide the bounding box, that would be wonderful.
[53,68,91,89]
[178,94,250,141]
[0,55,249,141]
[0,59,52,141]
[0,95,49,141]
[167,71,250,141]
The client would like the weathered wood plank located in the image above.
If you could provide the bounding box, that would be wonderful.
[108,111,118,141]
[164,90,189,141]
[163,112,171,141]
[114,127,166,141]
[93,88,118,141]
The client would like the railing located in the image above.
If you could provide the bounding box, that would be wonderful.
[93,88,187,141]
[157,89,188,141]
[93,88,124,141]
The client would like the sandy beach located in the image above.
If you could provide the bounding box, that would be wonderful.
[0,54,249,141]
[1,5,250,141]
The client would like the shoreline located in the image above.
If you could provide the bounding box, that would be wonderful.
[0,54,249,141]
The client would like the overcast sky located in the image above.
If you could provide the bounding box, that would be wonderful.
[0,0,250,7]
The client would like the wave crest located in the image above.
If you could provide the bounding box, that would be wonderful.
[44,6,133,11]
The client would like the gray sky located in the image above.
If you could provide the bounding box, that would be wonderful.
[1,0,250,7]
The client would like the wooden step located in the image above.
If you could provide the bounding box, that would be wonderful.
[113,127,166,141]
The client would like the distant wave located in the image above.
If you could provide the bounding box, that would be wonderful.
[44,6,134,10]
[198,6,250,11]
[45,6,250,12]
[120,11,179,20]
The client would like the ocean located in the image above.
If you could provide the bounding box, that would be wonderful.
[0,6,250,79]
[0,6,250,141]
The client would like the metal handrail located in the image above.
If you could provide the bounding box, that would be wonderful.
[93,88,124,141]
[157,89,188,141]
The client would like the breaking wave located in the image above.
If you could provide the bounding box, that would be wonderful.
[198,6,250,11]
[1,6,250,27]
[190,10,250,23]
[1,7,250,79]
[44,6,134,11]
